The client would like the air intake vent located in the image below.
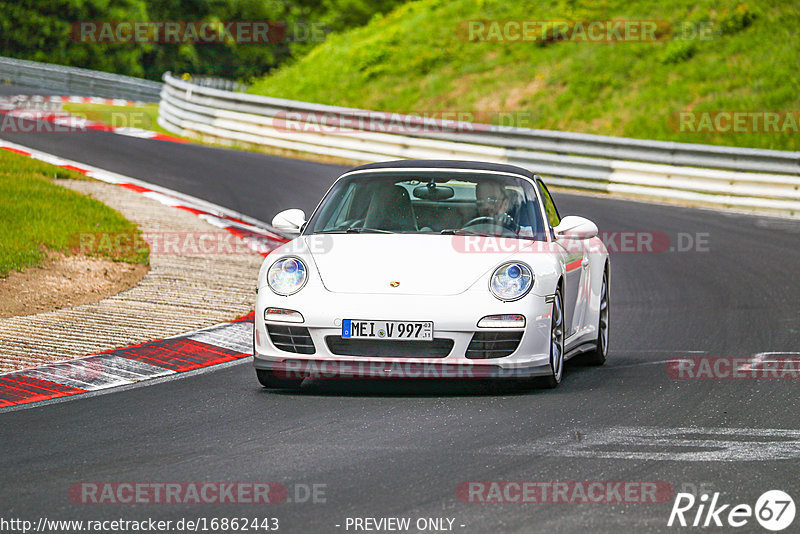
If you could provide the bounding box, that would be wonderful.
[325,337,453,358]
[465,332,523,359]
[267,325,315,354]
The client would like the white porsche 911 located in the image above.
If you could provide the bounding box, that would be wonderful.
[253,160,609,389]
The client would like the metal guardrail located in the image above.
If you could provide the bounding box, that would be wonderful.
[0,56,162,102]
[190,76,247,92]
[157,72,800,216]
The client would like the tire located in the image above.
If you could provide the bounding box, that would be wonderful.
[539,288,565,389]
[583,267,609,366]
[256,369,304,390]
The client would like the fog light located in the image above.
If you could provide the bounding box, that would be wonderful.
[477,314,526,328]
[265,308,304,323]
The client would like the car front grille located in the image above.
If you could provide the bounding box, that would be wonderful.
[465,332,524,359]
[267,325,315,354]
[325,337,454,358]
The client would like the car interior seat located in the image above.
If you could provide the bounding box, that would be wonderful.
[362,184,418,232]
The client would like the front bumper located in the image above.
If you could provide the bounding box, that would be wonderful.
[253,358,552,380]
[253,286,554,380]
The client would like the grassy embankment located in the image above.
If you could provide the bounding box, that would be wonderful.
[0,148,148,276]
[246,0,799,151]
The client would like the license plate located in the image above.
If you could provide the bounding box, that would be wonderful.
[342,319,433,341]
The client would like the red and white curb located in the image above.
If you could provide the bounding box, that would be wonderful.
[27,95,151,107]
[2,94,151,107]
[0,94,185,143]
[0,313,255,408]
[0,139,290,407]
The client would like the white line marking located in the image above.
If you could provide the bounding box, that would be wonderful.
[197,214,231,228]
[489,426,800,462]
[141,191,185,207]
[613,350,708,354]
[739,352,800,372]
[29,153,65,166]
[604,359,689,370]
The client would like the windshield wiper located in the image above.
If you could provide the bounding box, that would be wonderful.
[313,227,395,234]
[440,229,506,237]
[345,227,395,234]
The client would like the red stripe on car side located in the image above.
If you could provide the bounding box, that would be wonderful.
[566,259,583,272]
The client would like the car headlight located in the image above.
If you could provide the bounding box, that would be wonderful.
[489,262,533,301]
[267,257,308,296]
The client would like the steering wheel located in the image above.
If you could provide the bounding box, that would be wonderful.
[463,215,516,231]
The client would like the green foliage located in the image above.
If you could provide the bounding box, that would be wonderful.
[247,0,800,151]
[140,0,285,81]
[660,40,696,64]
[0,0,148,77]
[718,3,756,35]
[0,0,411,82]
[2,0,794,151]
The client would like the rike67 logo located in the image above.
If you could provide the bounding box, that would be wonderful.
[668,490,795,531]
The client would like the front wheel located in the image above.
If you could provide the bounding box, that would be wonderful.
[539,289,565,388]
[256,369,304,390]
[583,267,609,365]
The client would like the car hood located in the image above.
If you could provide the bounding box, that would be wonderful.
[302,234,548,296]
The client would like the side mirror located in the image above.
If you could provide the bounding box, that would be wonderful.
[272,208,306,235]
[555,215,598,240]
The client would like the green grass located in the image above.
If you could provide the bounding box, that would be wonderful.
[248,0,800,151]
[0,148,149,277]
[62,102,178,137]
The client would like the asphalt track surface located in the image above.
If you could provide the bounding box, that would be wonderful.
[2,86,800,533]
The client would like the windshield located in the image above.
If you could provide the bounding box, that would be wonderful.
[304,171,546,239]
